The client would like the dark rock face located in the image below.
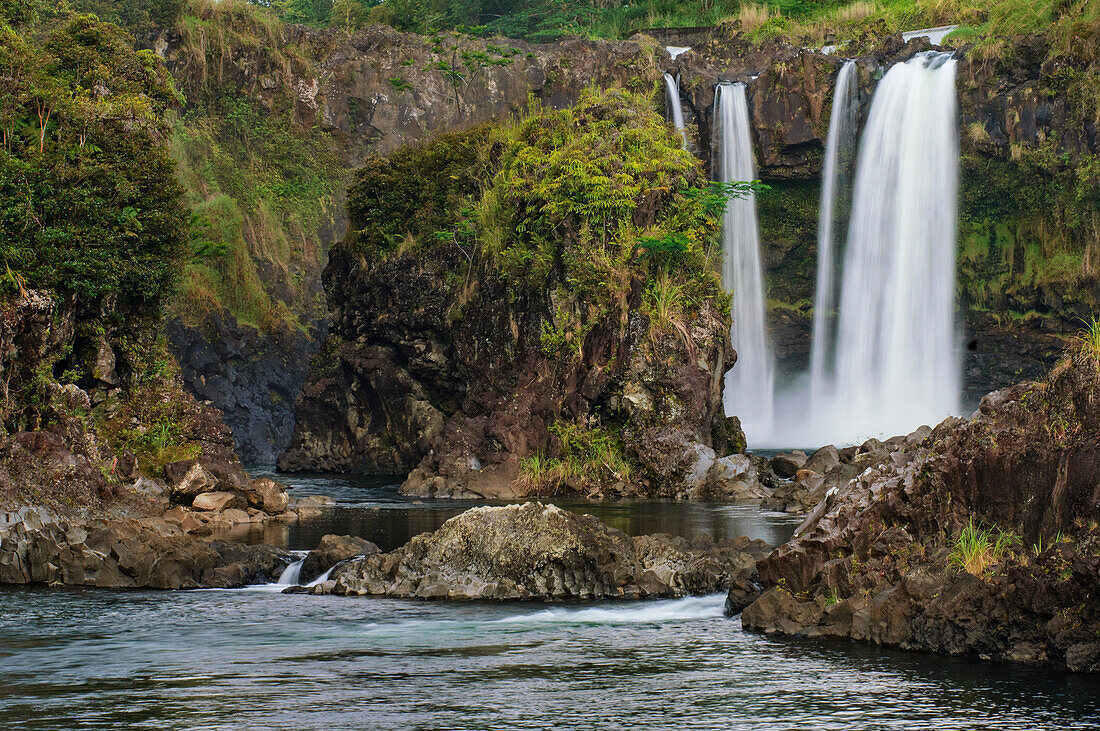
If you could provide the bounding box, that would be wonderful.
[280,242,733,499]
[742,355,1100,672]
[167,316,320,464]
[325,502,770,600]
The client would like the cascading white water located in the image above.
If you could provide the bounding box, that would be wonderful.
[664,73,688,148]
[812,51,961,443]
[809,60,859,412]
[715,83,774,436]
[277,552,307,585]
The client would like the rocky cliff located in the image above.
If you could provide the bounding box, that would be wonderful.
[279,89,748,499]
[164,12,1097,459]
[739,349,1100,672]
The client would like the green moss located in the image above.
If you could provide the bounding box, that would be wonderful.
[757,179,820,307]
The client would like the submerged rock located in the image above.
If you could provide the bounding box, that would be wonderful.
[328,502,770,601]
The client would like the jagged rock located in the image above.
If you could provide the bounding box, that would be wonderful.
[804,445,839,474]
[299,534,380,584]
[329,503,770,600]
[242,477,290,514]
[702,454,771,501]
[0,514,291,589]
[743,356,1100,672]
[165,461,219,501]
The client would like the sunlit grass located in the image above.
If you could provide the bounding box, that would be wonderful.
[949,517,1019,575]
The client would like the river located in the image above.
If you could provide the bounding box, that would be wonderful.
[1,473,1097,729]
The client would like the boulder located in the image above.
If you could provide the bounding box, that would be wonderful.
[804,445,840,474]
[191,491,243,512]
[243,477,290,514]
[770,451,807,478]
[300,534,380,584]
[329,502,770,601]
[165,461,218,501]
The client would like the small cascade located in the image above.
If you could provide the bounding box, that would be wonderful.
[663,73,687,146]
[809,60,859,411]
[665,45,691,60]
[715,82,774,437]
[305,566,336,587]
[277,551,308,586]
[813,51,961,442]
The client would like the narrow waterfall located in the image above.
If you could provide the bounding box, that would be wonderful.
[664,73,687,146]
[818,51,961,442]
[277,552,307,585]
[809,60,859,410]
[715,83,774,437]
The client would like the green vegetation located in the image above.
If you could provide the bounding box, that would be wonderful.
[0,9,188,318]
[949,517,1020,575]
[1075,316,1100,361]
[346,87,740,489]
[519,421,634,492]
[348,87,734,326]
[164,0,346,332]
[95,338,204,476]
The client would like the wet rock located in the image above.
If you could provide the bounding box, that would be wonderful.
[300,534,380,584]
[702,454,771,501]
[330,503,770,601]
[0,514,290,589]
[770,451,807,478]
[743,356,1100,672]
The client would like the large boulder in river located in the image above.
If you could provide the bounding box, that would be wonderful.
[329,502,770,600]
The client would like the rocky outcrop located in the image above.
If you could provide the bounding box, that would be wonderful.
[279,90,738,499]
[740,354,1100,672]
[0,506,292,589]
[325,502,770,600]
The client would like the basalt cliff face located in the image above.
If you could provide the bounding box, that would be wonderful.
[740,353,1100,672]
[279,90,747,499]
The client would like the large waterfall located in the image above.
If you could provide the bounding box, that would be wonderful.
[715,83,774,436]
[809,60,859,412]
[807,52,961,443]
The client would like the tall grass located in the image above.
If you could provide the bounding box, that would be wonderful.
[1075,315,1100,360]
[949,517,1020,575]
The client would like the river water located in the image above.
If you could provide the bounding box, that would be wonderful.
[1,473,1098,729]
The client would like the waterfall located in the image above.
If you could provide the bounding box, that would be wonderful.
[809,60,859,411]
[715,83,774,437]
[277,552,307,585]
[814,51,961,442]
[664,73,687,147]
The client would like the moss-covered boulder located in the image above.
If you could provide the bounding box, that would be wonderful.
[328,502,771,600]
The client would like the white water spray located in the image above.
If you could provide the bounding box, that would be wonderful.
[663,73,687,147]
[809,60,859,412]
[794,52,961,445]
[715,83,774,436]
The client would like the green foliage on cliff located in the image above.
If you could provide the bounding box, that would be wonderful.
[0,9,189,324]
[958,147,1100,315]
[163,0,346,333]
[346,87,731,340]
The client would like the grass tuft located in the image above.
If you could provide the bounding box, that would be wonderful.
[949,517,1020,575]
